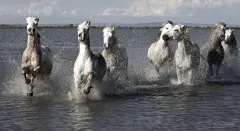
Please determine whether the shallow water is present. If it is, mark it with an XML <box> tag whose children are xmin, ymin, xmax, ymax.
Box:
<box><xmin>0</xmin><ymin>28</ymin><xmax>240</xmax><ymax>130</ymax></box>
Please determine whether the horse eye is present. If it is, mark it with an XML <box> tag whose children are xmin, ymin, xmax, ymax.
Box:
<box><xmin>166</xmin><ymin>28</ymin><xmax>168</xmax><ymax>29</ymax></box>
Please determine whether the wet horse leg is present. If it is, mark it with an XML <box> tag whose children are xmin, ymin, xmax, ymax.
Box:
<box><xmin>84</xmin><ymin>73</ymin><xmax>93</xmax><ymax>95</ymax></box>
<box><xmin>23</xmin><ymin>72</ymin><xmax>31</xmax><ymax>84</ymax></box>
<box><xmin>208</xmin><ymin>64</ymin><xmax>213</xmax><ymax>76</ymax></box>
<box><xmin>27</xmin><ymin>74</ymin><xmax>36</xmax><ymax>96</ymax></box>
<box><xmin>216</xmin><ymin>63</ymin><xmax>221</xmax><ymax>75</ymax></box>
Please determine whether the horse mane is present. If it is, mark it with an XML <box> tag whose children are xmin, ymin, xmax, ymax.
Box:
<box><xmin>37</xmin><ymin>25</ymin><xmax>41</xmax><ymax>45</ymax></box>
<box><xmin>206</xmin><ymin>23</ymin><xmax>226</xmax><ymax>46</ymax></box>
<box><xmin>182</xmin><ymin>27</ymin><xmax>191</xmax><ymax>45</ymax></box>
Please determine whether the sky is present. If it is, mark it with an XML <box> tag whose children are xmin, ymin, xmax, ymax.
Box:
<box><xmin>0</xmin><ymin>0</ymin><xmax>239</xmax><ymax>25</ymax></box>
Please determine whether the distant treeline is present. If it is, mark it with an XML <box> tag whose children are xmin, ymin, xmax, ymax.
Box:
<box><xmin>1</xmin><ymin>24</ymin><xmax>240</xmax><ymax>29</ymax></box>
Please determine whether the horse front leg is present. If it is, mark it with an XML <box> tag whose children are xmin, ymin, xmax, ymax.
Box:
<box><xmin>84</xmin><ymin>73</ymin><xmax>94</xmax><ymax>95</ymax></box>
<box><xmin>23</xmin><ymin>72</ymin><xmax>31</xmax><ymax>84</ymax></box>
<box><xmin>216</xmin><ymin>63</ymin><xmax>221</xmax><ymax>76</ymax></box>
<box><xmin>73</xmin><ymin>74</ymin><xmax>84</xmax><ymax>98</ymax></box>
<box><xmin>27</xmin><ymin>74</ymin><xmax>36</xmax><ymax>96</ymax></box>
<box><xmin>21</xmin><ymin>67</ymin><xmax>31</xmax><ymax>84</ymax></box>
<box><xmin>208</xmin><ymin>64</ymin><xmax>213</xmax><ymax>76</ymax></box>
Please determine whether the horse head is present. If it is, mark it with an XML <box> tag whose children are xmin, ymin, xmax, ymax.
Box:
<box><xmin>103</xmin><ymin>26</ymin><xmax>116</xmax><ymax>48</ymax></box>
<box><xmin>26</xmin><ymin>17</ymin><xmax>39</xmax><ymax>35</ymax></box>
<box><xmin>212</xmin><ymin>22</ymin><xmax>226</xmax><ymax>41</ymax></box>
<box><xmin>77</xmin><ymin>21</ymin><xmax>90</xmax><ymax>42</ymax></box>
<box><xmin>225</xmin><ymin>29</ymin><xmax>234</xmax><ymax>43</ymax></box>
<box><xmin>157</xmin><ymin>20</ymin><xmax>174</xmax><ymax>40</ymax></box>
<box><xmin>162</xmin><ymin>24</ymin><xmax>189</xmax><ymax>41</ymax></box>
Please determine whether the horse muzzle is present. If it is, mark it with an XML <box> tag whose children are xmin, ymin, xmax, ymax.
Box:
<box><xmin>162</xmin><ymin>34</ymin><xmax>170</xmax><ymax>41</ymax></box>
<box><xmin>27</xmin><ymin>28</ymin><xmax>35</xmax><ymax>35</ymax></box>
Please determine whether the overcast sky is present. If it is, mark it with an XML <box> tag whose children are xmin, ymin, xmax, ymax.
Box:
<box><xmin>0</xmin><ymin>0</ymin><xmax>239</xmax><ymax>25</ymax></box>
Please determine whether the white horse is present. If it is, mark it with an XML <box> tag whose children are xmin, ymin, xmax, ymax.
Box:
<box><xmin>73</xmin><ymin>21</ymin><xmax>107</xmax><ymax>97</ymax></box>
<box><xmin>21</xmin><ymin>17</ymin><xmax>53</xmax><ymax>96</ymax></box>
<box><xmin>222</xmin><ymin>29</ymin><xmax>238</xmax><ymax>65</ymax></box>
<box><xmin>101</xmin><ymin>26</ymin><xmax>128</xmax><ymax>78</ymax></box>
<box><xmin>147</xmin><ymin>21</ymin><xmax>174</xmax><ymax>75</ymax></box>
<box><xmin>162</xmin><ymin>24</ymin><xmax>200</xmax><ymax>85</ymax></box>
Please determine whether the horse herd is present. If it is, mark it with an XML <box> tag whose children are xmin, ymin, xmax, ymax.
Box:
<box><xmin>20</xmin><ymin>17</ymin><xmax>238</xmax><ymax>97</ymax></box>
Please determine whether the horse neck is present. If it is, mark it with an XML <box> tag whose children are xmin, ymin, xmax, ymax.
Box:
<box><xmin>79</xmin><ymin>38</ymin><xmax>91</xmax><ymax>57</ymax></box>
<box><xmin>156</xmin><ymin>37</ymin><xmax>168</xmax><ymax>47</ymax></box>
<box><xmin>209</xmin><ymin>36</ymin><xmax>222</xmax><ymax>49</ymax></box>
<box><xmin>177</xmin><ymin>38</ymin><xmax>191</xmax><ymax>52</ymax></box>
<box><xmin>107</xmin><ymin>37</ymin><xmax>119</xmax><ymax>52</ymax></box>
<box><xmin>27</xmin><ymin>33</ymin><xmax>40</xmax><ymax>51</ymax></box>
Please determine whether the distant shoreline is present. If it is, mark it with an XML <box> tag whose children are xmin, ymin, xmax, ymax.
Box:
<box><xmin>0</xmin><ymin>24</ymin><xmax>240</xmax><ymax>29</ymax></box>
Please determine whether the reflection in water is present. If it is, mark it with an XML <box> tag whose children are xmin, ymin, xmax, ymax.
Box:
<box><xmin>69</xmin><ymin>102</ymin><xmax>92</xmax><ymax>130</ymax></box>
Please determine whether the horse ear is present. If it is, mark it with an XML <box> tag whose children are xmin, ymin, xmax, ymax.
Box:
<box><xmin>180</xmin><ymin>24</ymin><xmax>185</xmax><ymax>29</ymax></box>
<box><xmin>35</xmin><ymin>17</ymin><xmax>39</xmax><ymax>22</ymax></box>
<box><xmin>112</xmin><ymin>26</ymin><xmax>115</xmax><ymax>31</ymax></box>
<box><xmin>162</xmin><ymin>22</ymin><xmax>166</xmax><ymax>26</ymax></box>
<box><xmin>86</xmin><ymin>21</ymin><xmax>91</xmax><ymax>27</ymax></box>
<box><xmin>34</xmin><ymin>17</ymin><xmax>39</xmax><ymax>25</ymax></box>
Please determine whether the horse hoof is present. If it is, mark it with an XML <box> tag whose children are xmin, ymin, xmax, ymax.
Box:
<box><xmin>27</xmin><ymin>92</ymin><xmax>33</xmax><ymax>96</ymax></box>
<box><xmin>83</xmin><ymin>86</ymin><xmax>92</xmax><ymax>95</ymax></box>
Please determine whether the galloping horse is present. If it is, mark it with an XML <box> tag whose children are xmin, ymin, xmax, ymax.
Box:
<box><xmin>102</xmin><ymin>26</ymin><xmax>128</xmax><ymax>78</ymax></box>
<box><xmin>73</xmin><ymin>21</ymin><xmax>106</xmax><ymax>97</ymax></box>
<box><xmin>147</xmin><ymin>21</ymin><xmax>174</xmax><ymax>75</ymax></box>
<box><xmin>200</xmin><ymin>22</ymin><xmax>226</xmax><ymax>76</ymax></box>
<box><xmin>222</xmin><ymin>29</ymin><xmax>238</xmax><ymax>65</ymax></box>
<box><xmin>21</xmin><ymin>17</ymin><xmax>53</xmax><ymax>96</ymax></box>
<box><xmin>162</xmin><ymin>24</ymin><xmax>200</xmax><ymax>85</ymax></box>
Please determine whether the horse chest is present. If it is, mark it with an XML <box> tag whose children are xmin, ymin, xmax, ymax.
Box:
<box><xmin>103</xmin><ymin>50</ymin><xmax>117</xmax><ymax>67</ymax></box>
<box><xmin>153</xmin><ymin>45</ymin><xmax>170</xmax><ymax>62</ymax></box>
<box><xmin>175</xmin><ymin>48</ymin><xmax>191</xmax><ymax>68</ymax></box>
<box><xmin>24</xmin><ymin>49</ymin><xmax>41</xmax><ymax>66</ymax></box>
<box><xmin>75</xmin><ymin>55</ymin><xmax>95</xmax><ymax>75</ymax></box>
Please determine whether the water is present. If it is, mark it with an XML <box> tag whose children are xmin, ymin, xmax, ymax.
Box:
<box><xmin>0</xmin><ymin>28</ymin><xmax>240</xmax><ymax>130</ymax></box>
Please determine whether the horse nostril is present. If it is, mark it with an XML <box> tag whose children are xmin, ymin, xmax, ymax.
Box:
<box><xmin>162</xmin><ymin>34</ymin><xmax>167</xmax><ymax>39</ymax></box>
<box><xmin>33</xmin><ymin>29</ymin><xmax>35</xmax><ymax>32</ymax></box>
<box><xmin>28</xmin><ymin>28</ymin><xmax>32</xmax><ymax>32</ymax></box>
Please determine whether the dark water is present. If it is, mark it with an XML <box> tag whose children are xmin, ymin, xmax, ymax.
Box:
<box><xmin>0</xmin><ymin>28</ymin><xmax>240</xmax><ymax>130</ymax></box>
